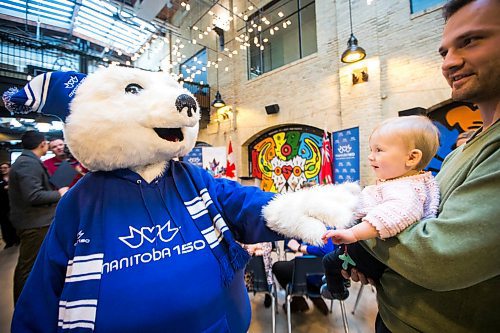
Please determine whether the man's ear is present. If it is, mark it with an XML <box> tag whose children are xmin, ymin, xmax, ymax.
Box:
<box><xmin>39</xmin><ymin>140</ymin><xmax>48</xmax><ymax>150</ymax></box>
<box><xmin>406</xmin><ymin>149</ymin><xmax>423</xmax><ymax>168</ymax></box>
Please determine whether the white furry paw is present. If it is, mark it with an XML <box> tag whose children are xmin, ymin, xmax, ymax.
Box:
<box><xmin>262</xmin><ymin>183</ymin><xmax>361</xmax><ymax>245</ymax></box>
<box><xmin>305</xmin><ymin>183</ymin><xmax>360</xmax><ymax>228</ymax></box>
<box><xmin>263</xmin><ymin>199</ymin><xmax>326</xmax><ymax>246</ymax></box>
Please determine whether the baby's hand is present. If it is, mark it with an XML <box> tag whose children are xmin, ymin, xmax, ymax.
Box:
<box><xmin>321</xmin><ymin>230</ymin><xmax>336</xmax><ymax>243</ymax></box>
<box><xmin>322</xmin><ymin>229</ymin><xmax>357</xmax><ymax>245</ymax></box>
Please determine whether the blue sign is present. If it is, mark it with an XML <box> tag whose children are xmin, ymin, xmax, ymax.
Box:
<box><xmin>183</xmin><ymin>147</ymin><xmax>203</xmax><ymax>167</ymax></box>
<box><xmin>333</xmin><ymin>127</ymin><xmax>360</xmax><ymax>184</ymax></box>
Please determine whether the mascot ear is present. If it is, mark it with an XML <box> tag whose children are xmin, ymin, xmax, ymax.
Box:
<box><xmin>2</xmin><ymin>71</ymin><xmax>87</xmax><ymax>122</ymax></box>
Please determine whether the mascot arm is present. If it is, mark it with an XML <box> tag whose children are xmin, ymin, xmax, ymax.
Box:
<box><xmin>263</xmin><ymin>183</ymin><xmax>361</xmax><ymax>246</ymax></box>
<box><xmin>11</xmin><ymin>213</ymin><xmax>70</xmax><ymax>332</ymax></box>
<box><xmin>203</xmin><ymin>174</ymin><xmax>282</xmax><ymax>244</ymax></box>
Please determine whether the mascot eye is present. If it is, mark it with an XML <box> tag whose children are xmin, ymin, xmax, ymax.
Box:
<box><xmin>274</xmin><ymin>167</ymin><xmax>282</xmax><ymax>176</ymax></box>
<box><xmin>293</xmin><ymin>166</ymin><xmax>302</xmax><ymax>176</ymax></box>
<box><xmin>125</xmin><ymin>83</ymin><xmax>143</xmax><ymax>94</ymax></box>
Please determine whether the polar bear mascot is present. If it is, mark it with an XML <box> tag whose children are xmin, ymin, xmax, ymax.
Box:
<box><xmin>4</xmin><ymin>66</ymin><xmax>359</xmax><ymax>333</ymax></box>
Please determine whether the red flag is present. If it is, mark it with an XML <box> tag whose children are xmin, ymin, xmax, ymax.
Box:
<box><xmin>225</xmin><ymin>139</ymin><xmax>237</xmax><ymax>180</ymax></box>
<box><xmin>319</xmin><ymin>130</ymin><xmax>334</xmax><ymax>185</ymax></box>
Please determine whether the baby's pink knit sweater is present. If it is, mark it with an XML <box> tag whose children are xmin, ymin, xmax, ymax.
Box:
<box><xmin>354</xmin><ymin>171</ymin><xmax>440</xmax><ymax>239</ymax></box>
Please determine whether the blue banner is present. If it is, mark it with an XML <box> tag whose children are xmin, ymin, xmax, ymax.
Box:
<box><xmin>333</xmin><ymin>127</ymin><xmax>360</xmax><ymax>183</ymax></box>
<box><xmin>183</xmin><ymin>147</ymin><xmax>203</xmax><ymax>167</ymax></box>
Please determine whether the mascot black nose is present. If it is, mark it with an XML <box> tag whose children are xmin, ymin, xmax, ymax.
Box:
<box><xmin>175</xmin><ymin>94</ymin><xmax>197</xmax><ymax>117</ymax></box>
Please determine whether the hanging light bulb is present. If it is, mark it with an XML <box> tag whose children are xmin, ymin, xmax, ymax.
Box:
<box><xmin>212</xmin><ymin>40</ymin><xmax>226</xmax><ymax>109</ymax></box>
<box><xmin>212</xmin><ymin>91</ymin><xmax>226</xmax><ymax>108</ymax></box>
<box><xmin>341</xmin><ymin>0</ymin><xmax>367</xmax><ymax>63</ymax></box>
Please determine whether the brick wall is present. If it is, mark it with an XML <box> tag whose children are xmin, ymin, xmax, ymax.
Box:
<box><xmin>193</xmin><ymin>0</ymin><xmax>451</xmax><ymax>183</ymax></box>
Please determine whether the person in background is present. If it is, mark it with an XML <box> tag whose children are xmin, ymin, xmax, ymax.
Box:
<box><xmin>0</xmin><ymin>162</ymin><xmax>19</xmax><ymax>249</ymax></box>
<box><xmin>343</xmin><ymin>1</ymin><xmax>500</xmax><ymax>331</ymax></box>
<box><xmin>9</xmin><ymin>131</ymin><xmax>68</xmax><ymax>303</ymax></box>
<box><xmin>243</xmin><ymin>242</ymin><xmax>274</xmax><ymax>308</ymax></box>
<box><xmin>321</xmin><ymin>116</ymin><xmax>440</xmax><ymax>301</ymax></box>
<box><xmin>43</xmin><ymin>138</ymin><xmax>86</xmax><ymax>188</ymax></box>
<box><xmin>272</xmin><ymin>238</ymin><xmax>335</xmax><ymax>315</ymax></box>
<box><xmin>455</xmin><ymin>129</ymin><xmax>475</xmax><ymax>148</ymax></box>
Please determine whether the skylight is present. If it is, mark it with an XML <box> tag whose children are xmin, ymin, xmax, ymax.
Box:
<box><xmin>0</xmin><ymin>0</ymin><xmax>75</xmax><ymax>29</ymax></box>
<box><xmin>74</xmin><ymin>0</ymin><xmax>156</xmax><ymax>54</ymax></box>
<box><xmin>0</xmin><ymin>0</ymin><xmax>158</xmax><ymax>55</ymax></box>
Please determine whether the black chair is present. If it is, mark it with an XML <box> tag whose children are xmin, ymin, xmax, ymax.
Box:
<box><xmin>245</xmin><ymin>255</ymin><xmax>277</xmax><ymax>333</ymax></box>
<box><xmin>285</xmin><ymin>256</ymin><xmax>349</xmax><ymax>333</ymax></box>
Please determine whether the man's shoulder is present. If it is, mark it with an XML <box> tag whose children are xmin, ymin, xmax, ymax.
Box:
<box><xmin>11</xmin><ymin>154</ymin><xmax>43</xmax><ymax>174</ymax></box>
<box><xmin>12</xmin><ymin>154</ymin><xmax>36</xmax><ymax>166</ymax></box>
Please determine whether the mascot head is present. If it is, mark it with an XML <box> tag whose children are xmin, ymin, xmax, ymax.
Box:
<box><xmin>3</xmin><ymin>66</ymin><xmax>200</xmax><ymax>173</ymax></box>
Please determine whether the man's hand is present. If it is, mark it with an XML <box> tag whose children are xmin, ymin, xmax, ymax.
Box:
<box><xmin>341</xmin><ymin>268</ymin><xmax>375</xmax><ymax>285</ymax></box>
<box><xmin>58</xmin><ymin>187</ymin><xmax>69</xmax><ymax>197</ymax></box>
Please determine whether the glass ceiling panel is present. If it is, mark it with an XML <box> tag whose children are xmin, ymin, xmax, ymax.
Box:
<box><xmin>74</xmin><ymin>0</ymin><xmax>156</xmax><ymax>54</ymax></box>
<box><xmin>0</xmin><ymin>0</ymin><xmax>75</xmax><ymax>29</ymax></box>
<box><xmin>0</xmin><ymin>0</ymin><xmax>158</xmax><ymax>55</ymax></box>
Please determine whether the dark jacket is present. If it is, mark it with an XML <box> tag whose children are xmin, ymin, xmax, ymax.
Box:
<box><xmin>9</xmin><ymin>150</ymin><xmax>61</xmax><ymax>230</ymax></box>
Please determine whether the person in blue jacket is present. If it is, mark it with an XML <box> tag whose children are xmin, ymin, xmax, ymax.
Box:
<box><xmin>272</xmin><ymin>238</ymin><xmax>335</xmax><ymax>315</ymax></box>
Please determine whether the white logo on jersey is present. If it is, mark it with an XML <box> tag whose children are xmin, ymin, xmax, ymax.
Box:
<box><xmin>118</xmin><ymin>221</ymin><xmax>180</xmax><ymax>248</ymax></box>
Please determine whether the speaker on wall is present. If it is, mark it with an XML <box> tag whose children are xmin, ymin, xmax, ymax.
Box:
<box><xmin>265</xmin><ymin>104</ymin><xmax>280</xmax><ymax>115</ymax></box>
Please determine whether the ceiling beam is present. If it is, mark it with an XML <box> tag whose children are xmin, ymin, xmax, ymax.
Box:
<box><xmin>67</xmin><ymin>0</ymin><xmax>83</xmax><ymax>37</ymax></box>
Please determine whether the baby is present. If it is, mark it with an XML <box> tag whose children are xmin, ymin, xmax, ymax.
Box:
<box><xmin>321</xmin><ymin>115</ymin><xmax>440</xmax><ymax>300</ymax></box>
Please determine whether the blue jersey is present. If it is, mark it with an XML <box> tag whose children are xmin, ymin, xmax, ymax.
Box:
<box><xmin>12</xmin><ymin>161</ymin><xmax>280</xmax><ymax>333</ymax></box>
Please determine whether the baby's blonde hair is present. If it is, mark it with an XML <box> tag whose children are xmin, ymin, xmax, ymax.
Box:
<box><xmin>371</xmin><ymin>116</ymin><xmax>440</xmax><ymax>170</ymax></box>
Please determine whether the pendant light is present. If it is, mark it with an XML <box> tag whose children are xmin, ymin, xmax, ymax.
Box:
<box><xmin>212</xmin><ymin>89</ymin><xmax>226</xmax><ymax>108</ymax></box>
<box><xmin>341</xmin><ymin>0</ymin><xmax>366</xmax><ymax>63</ymax></box>
<box><xmin>212</xmin><ymin>38</ymin><xmax>226</xmax><ymax>108</ymax></box>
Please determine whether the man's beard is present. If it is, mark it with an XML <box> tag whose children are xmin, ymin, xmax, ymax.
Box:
<box><xmin>451</xmin><ymin>78</ymin><xmax>489</xmax><ymax>103</ymax></box>
<box><xmin>452</xmin><ymin>66</ymin><xmax>500</xmax><ymax>104</ymax></box>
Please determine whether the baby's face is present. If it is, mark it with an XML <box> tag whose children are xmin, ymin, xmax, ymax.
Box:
<box><xmin>367</xmin><ymin>132</ymin><xmax>412</xmax><ymax>180</ymax></box>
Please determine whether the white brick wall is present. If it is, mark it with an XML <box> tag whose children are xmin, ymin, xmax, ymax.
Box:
<box><xmin>188</xmin><ymin>0</ymin><xmax>451</xmax><ymax>183</ymax></box>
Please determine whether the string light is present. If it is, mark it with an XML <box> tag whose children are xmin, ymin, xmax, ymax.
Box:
<box><xmin>131</xmin><ymin>2</ymin><xmax>301</xmax><ymax>87</ymax></box>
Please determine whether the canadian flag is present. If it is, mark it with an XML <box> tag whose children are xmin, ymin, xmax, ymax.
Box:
<box><xmin>319</xmin><ymin>130</ymin><xmax>334</xmax><ymax>185</ymax></box>
<box><xmin>225</xmin><ymin>139</ymin><xmax>237</xmax><ymax>180</ymax></box>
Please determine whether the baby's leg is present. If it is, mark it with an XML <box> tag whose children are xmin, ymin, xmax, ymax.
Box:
<box><xmin>346</xmin><ymin>242</ymin><xmax>386</xmax><ymax>282</ymax></box>
<box><xmin>322</xmin><ymin>247</ymin><xmax>350</xmax><ymax>300</ymax></box>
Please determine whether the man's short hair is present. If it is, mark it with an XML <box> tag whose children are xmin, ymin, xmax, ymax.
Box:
<box><xmin>443</xmin><ymin>0</ymin><xmax>476</xmax><ymax>21</ymax></box>
<box><xmin>21</xmin><ymin>131</ymin><xmax>46</xmax><ymax>150</ymax></box>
